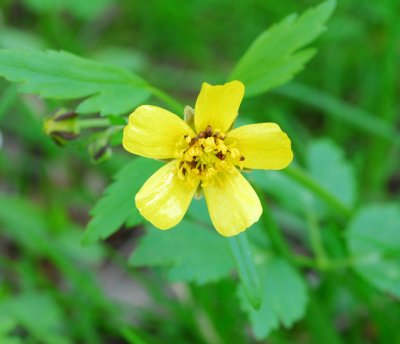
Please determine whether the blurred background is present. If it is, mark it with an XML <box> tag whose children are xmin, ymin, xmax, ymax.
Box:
<box><xmin>0</xmin><ymin>0</ymin><xmax>399</xmax><ymax>343</ymax></box>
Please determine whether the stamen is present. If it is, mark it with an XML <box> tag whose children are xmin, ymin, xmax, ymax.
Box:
<box><xmin>216</xmin><ymin>152</ymin><xmax>226</xmax><ymax>160</ymax></box>
<box><xmin>204</xmin><ymin>125</ymin><xmax>213</xmax><ymax>138</ymax></box>
<box><xmin>189</xmin><ymin>137</ymin><xmax>198</xmax><ymax>146</ymax></box>
<box><xmin>176</xmin><ymin>125</ymin><xmax>244</xmax><ymax>186</ymax></box>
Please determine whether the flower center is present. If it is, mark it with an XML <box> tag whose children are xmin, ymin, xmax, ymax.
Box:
<box><xmin>176</xmin><ymin>125</ymin><xmax>244</xmax><ymax>186</ymax></box>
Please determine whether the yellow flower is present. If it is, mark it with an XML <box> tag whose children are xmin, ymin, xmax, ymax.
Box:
<box><xmin>122</xmin><ymin>81</ymin><xmax>293</xmax><ymax>237</ymax></box>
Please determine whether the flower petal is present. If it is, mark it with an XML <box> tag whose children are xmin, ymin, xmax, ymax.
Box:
<box><xmin>194</xmin><ymin>80</ymin><xmax>245</xmax><ymax>133</ymax></box>
<box><xmin>226</xmin><ymin>123</ymin><xmax>293</xmax><ymax>170</ymax></box>
<box><xmin>123</xmin><ymin>105</ymin><xmax>195</xmax><ymax>160</ymax></box>
<box><xmin>203</xmin><ymin>169</ymin><xmax>262</xmax><ymax>236</ymax></box>
<box><xmin>135</xmin><ymin>161</ymin><xmax>199</xmax><ymax>230</ymax></box>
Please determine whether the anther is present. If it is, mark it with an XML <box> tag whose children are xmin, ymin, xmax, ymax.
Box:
<box><xmin>240</xmin><ymin>156</ymin><xmax>245</xmax><ymax>161</ymax></box>
<box><xmin>189</xmin><ymin>137</ymin><xmax>198</xmax><ymax>146</ymax></box>
<box><xmin>205</xmin><ymin>125</ymin><xmax>213</xmax><ymax>138</ymax></box>
<box><xmin>216</xmin><ymin>152</ymin><xmax>226</xmax><ymax>160</ymax></box>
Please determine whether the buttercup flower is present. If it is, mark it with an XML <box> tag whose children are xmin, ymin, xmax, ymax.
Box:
<box><xmin>123</xmin><ymin>81</ymin><xmax>293</xmax><ymax>236</ymax></box>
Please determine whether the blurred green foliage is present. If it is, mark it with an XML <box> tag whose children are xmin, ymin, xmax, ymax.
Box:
<box><xmin>0</xmin><ymin>0</ymin><xmax>399</xmax><ymax>343</ymax></box>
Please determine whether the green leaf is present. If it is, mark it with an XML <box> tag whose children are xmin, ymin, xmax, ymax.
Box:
<box><xmin>229</xmin><ymin>0</ymin><xmax>336</xmax><ymax>96</ymax></box>
<box><xmin>228</xmin><ymin>234</ymin><xmax>262</xmax><ymax>310</ymax></box>
<box><xmin>92</xmin><ymin>47</ymin><xmax>146</xmax><ymax>72</ymax></box>
<box><xmin>130</xmin><ymin>219</ymin><xmax>235</xmax><ymax>285</ymax></box>
<box><xmin>347</xmin><ymin>204</ymin><xmax>400</xmax><ymax>297</ymax></box>
<box><xmin>0</xmin><ymin>49</ymin><xmax>151</xmax><ymax>116</ymax></box>
<box><xmin>307</xmin><ymin>139</ymin><xmax>356</xmax><ymax>208</ymax></box>
<box><xmin>83</xmin><ymin>158</ymin><xmax>162</xmax><ymax>244</ymax></box>
<box><xmin>239</xmin><ymin>259</ymin><xmax>308</xmax><ymax>340</ymax></box>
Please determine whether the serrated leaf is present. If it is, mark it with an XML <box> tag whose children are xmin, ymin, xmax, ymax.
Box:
<box><xmin>229</xmin><ymin>0</ymin><xmax>336</xmax><ymax>96</ymax></box>
<box><xmin>83</xmin><ymin>158</ymin><xmax>162</xmax><ymax>244</ymax></box>
<box><xmin>347</xmin><ymin>204</ymin><xmax>400</xmax><ymax>297</ymax></box>
<box><xmin>130</xmin><ymin>220</ymin><xmax>235</xmax><ymax>285</ymax></box>
<box><xmin>239</xmin><ymin>259</ymin><xmax>308</xmax><ymax>339</ymax></box>
<box><xmin>0</xmin><ymin>49</ymin><xmax>151</xmax><ymax>116</ymax></box>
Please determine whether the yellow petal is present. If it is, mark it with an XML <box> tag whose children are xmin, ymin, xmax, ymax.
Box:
<box><xmin>203</xmin><ymin>169</ymin><xmax>262</xmax><ymax>236</ymax></box>
<box><xmin>226</xmin><ymin>123</ymin><xmax>293</xmax><ymax>170</ymax></box>
<box><xmin>135</xmin><ymin>161</ymin><xmax>199</xmax><ymax>230</ymax></box>
<box><xmin>194</xmin><ymin>80</ymin><xmax>245</xmax><ymax>133</ymax></box>
<box><xmin>123</xmin><ymin>105</ymin><xmax>195</xmax><ymax>160</ymax></box>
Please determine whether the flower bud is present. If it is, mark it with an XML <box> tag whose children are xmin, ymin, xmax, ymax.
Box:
<box><xmin>88</xmin><ymin>135</ymin><xmax>112</xmax><ymax>164</ymax></box>
<box><xmin>43</xmin><ymin>109</ymin><xmax>80</xmax><ymax>146</ymax></box>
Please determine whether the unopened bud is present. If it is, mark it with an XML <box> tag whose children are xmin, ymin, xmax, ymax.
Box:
<box><xmin>88</xmin><ymin>135</ymin><xmax>112</xmax><ymax>164</ymax></box>
<box><xmin>43</xmin><ymin>109</ymin><xmax>80</xmax><ymax>146</ymax></box>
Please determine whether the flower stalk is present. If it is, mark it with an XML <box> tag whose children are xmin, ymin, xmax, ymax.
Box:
<box><xmin>78</xmin><ymin>118</ymin><xmax>114</xmax><ymax>129</ymax></box>
<box><xmin>304</xmin><ymin>207</ymin><xmax>329</xmax><ymax>269</ymax></box>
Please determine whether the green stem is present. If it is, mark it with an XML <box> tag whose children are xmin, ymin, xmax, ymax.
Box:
<box><xmin>283</xmin><ymin>166</ymin><xmax>352</xmax><ymax>218</ymax></box>
<box><xmin>304</xmin><ymin>207</ymin><xmax>329</xmax><ymax>269</ymax></box>
<box><xmin>227</xmin><ymin>233</ymin><xmax>262</xmax><ymax>310</ymax></box>
<box><xmin>78</xmin><ymin>118</ymin><xmax>113</xmax><ymax>129</ymax></box>
<box><xmin>293</xmin><ymin>255</ymin><xmax>318</xmax><ymax>268</ymax></box>
<box><xmin>148</xmin><ymin>86</ymin><xmax>185</xmax><ymax>115</ymax></box>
